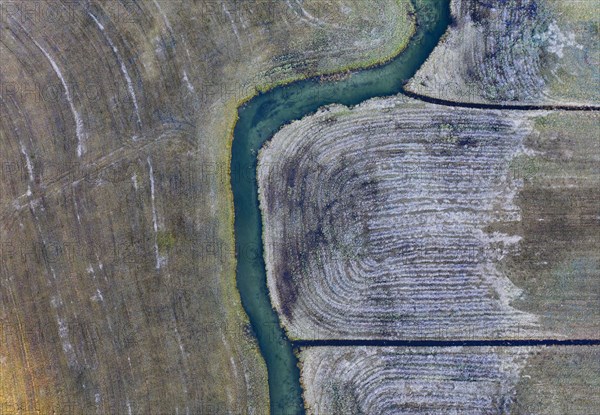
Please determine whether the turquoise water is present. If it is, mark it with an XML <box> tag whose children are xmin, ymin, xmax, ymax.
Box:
<box><xmin>231</xmin><ymin>1</ymin><xmax>450</xmax><ymax>414</ymax></box>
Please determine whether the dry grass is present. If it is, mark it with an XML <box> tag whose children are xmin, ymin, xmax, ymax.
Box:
<box><xmin>0</xmin><ymin>0</ymin><xmax>414</xmax><ymax>413</ymax></box>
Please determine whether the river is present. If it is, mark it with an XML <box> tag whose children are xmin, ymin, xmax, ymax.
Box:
<box><xmin>231</xmin><ymin>1</ymin><xmax>450</xmax><ymax>413</ymax></box>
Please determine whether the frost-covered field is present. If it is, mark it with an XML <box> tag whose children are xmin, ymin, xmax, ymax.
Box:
<box><xmin>260</xmin><ymin>96</ymin><xmax>599</xmax><ymax>341</ymax></box>
<box><xmin>259</xmin><ymin>93</ymin><xmax>599</xmax><ymax>414</ymax></box>
<box><xmin>299</xmin><ymin>346</ymin><xmax>600</xmax><ymax>415</ymax></box>
<box><xmin>407</xmin><ymin>0</ymin><xmax>599</xmax><ymax>105</ymax></box>
<box><xmin>257</xmin><ymin>2</ymin><xmax>600</xmax><ymax>413</ymax></box>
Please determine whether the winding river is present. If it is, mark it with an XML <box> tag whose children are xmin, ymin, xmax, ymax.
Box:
<box><xmin>231</xmin><ymin>1</ymin><xmax>450</xmax><ymax>413</ymax></box>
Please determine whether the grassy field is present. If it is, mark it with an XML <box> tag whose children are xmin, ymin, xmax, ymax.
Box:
<box><xmin>497</xmin><ymin>111</ymin><xmax>600</xmax><ymax>339</ymax></box>
<box><xmin>0</xmin><ymin>1</ymin><xmax>414</xmax><ymax>413</ymax></box>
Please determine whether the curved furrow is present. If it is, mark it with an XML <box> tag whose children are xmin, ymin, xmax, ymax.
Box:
<box><xmin>259</xmin><ymin>97</ymin><xmax>543</xmax><ymax>340</ymax></box>
<box><xmin>407</xmin><ymin>0</ymin><xmax>599</xmax><ymax>105</ymax></box>
<box><xmin>299</xmin><ymin>346</ymin><xmax>534</xmax><ymax>415</ymax></box>
<box><xmin>299</xmin><ymin>346</ymin><xmax>600</xmax><ymax>414</ymax></box>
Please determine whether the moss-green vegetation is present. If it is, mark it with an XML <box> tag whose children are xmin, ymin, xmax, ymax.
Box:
<box><xmin>156</xmin><ymin>230</ymin><xmax>176</xmax><ymax>253</ymax></box>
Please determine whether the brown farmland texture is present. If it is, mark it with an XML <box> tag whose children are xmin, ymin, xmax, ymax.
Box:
<box><xmin>0</xmin><ymin>0</ymin><xmax>415</xmax><ymax>413</ymax></box>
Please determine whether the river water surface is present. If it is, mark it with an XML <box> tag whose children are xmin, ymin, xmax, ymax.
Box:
<box><xmin>231</xmin><ymin>1</ymin><xmax>450</xmax><ymax>413</ymax></box>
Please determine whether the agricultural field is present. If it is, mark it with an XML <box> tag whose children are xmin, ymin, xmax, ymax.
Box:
<box><xmin>299</xmin><ymin>346</ymin><xmax>600</xmax><ymax>414</ymax></box>
<box><xmin>406</xmin><ymin>0</ymin><xmax>600</xmax><ymax>105</ymax></box>
<box><xmin>254</xmin><ymin>1</ymin><xmax>599</xmax><ymax>413</ymax></box>
<box><xmin>0</xmin><ymin>0</ymin><xmax>414</xmax><ymax>413</ymax></box>
<box><xmin>3</xmin><ymin>0</ymin><xmax>598</xmax><ymax>413</ymax></box>
<box><xmin>258</xmin><ymin>97</ymin><xmax>599</xmax><ymax>341</ymax></box>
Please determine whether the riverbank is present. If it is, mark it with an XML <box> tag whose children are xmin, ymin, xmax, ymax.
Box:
<box><xmin>247</xmin><ymin>0</ymin><xmax>598</xmax><ymax>413</ymax></box>
<box><xmin>231</xmin><ymin>1</ymin><xmax>450</xmax><ymax>413</ymax></box>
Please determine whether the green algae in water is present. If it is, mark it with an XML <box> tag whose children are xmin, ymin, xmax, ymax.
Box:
<box><xmin>231</xmin><ymin>1</ymin><xmax>450</xmax><ymax>413</ymax></box>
